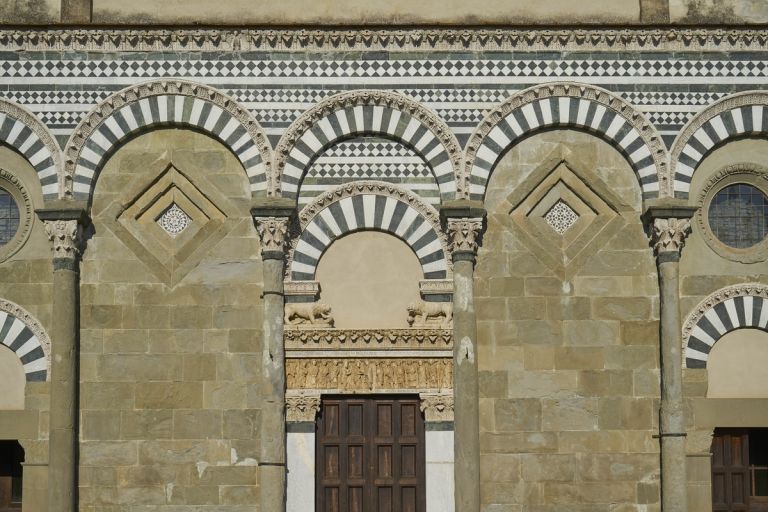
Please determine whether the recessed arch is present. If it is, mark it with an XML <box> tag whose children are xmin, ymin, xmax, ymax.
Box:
<box><xmin>683</xmin><ymin>283</ymin><xmax>768</xmax><ymax>369</ymax></box>
<box><xmin>63</xmin><ymin>80</ymin><xmax>272</xmax><ymax>203</ymax></box>
<box><xmin>671</xmin><ymin>91</ymin><xmax>768</xmax><ymax>199</ymax></box>
<box><xmin>274</xmin><ymin>90</ymin><xmax>462</xmax><ymax>203</ymax></box>
<box><xmin>463</xmin><ymin>82</ymin><xmax>668</xmax><ymax>201</ymax></box>
<box><xmin>0</xmin><ymin>298</ymin><xmax>50</xmax><ymax>381</ymax></box>
<box><xmin>0</xmin><ymin>98</ymin><xmax>61</xmax><ymax>200</ymax></box>
<box><xmin>288</xmin><ymin>182</ymin><xmax>450</xmax><ymax>281</ymax></box>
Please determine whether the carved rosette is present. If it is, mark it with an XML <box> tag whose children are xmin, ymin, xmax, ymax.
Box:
<box><xmin>285</xmin><ymin>392</ymin><xmax>321</xmax><ymax>422</ymax></box>
<box><xmin>44</xmin><ymin>219</ymin><xmax>84</xmax><ymax>259</ymax></box>
<box><xmin>446</xmin><ymin>218</ymin><xmax>484</xmax><ymax>254</ymax></box>
<box><xmin>651</xmin><ymin>218</ymin><xmax>692</xmax><ymax>256</ymax></box>
<box><xmin>254</xmin><ymin>216</ymin><xmax>290</xmax><ymax>257</ymax></box>
<box><xmin>419</xmin><ymin>392</ymin><xmax>455</xmax><ymax>422</ymax></box>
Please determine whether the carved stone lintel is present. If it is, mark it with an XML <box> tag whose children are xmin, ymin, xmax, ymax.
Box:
<box><xmin>43</xmin><ymin>220</ymin><xmax>84</xmax><ymax>260</ymax></box>
<box><xmin>419</xmin><ymin>392</ymin><xmax>455</xmax><ymax>422</ymax></box>
<box><xmin>254</xmin><ymin>216</ymin><xmax>290</xmax><ymax>257</ymax></box>
<box><xmin>284</xmin><ymin>328</ymin><xmax>453</xmax><ymax>350</ymax></box>
<box><xmin>446</xmin><ymin>218</ymin><xmax>484</xmax><ymax>254</ymax></box>
<box><xmin>286</xmin><ymin>392</ymin><xmax>322</xmax><ymax>422</ymax></box>
<box><xmin>651</xmin><ymin>218</ymin><xmax>692</xmax><ymax>256</ymax></box>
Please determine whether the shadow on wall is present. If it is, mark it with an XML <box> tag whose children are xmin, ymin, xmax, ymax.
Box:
<box><xmin>0</xmin><ymin>0</ymin><xmax>55</xmax><ymax>22</ymax></box>
<box><xmin>678</xmin><ymin>0</ymin><xmax>768</xmax><ymax>23</ymax></box>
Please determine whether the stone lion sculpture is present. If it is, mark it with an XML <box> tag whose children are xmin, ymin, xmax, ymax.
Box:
<box><xmin>284</xmin><ymin>302</ymin><xmax>335</xmax><ymax>326</ymax></box>
<box><xmin>406</xmin><ymin>300</ymin><xmax>453</xmax><ymax>328</ymax></box>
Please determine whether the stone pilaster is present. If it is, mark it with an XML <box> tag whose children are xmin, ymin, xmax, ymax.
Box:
<box><xmin>442</xmin><ymin>201</ymin><xmax>485</xmax><ymax>512</ymax></box>
<box><xmin>252</xmin><ymin>199</ymin><xmax>295</xmax><ymax>512</ymax></box>
<box><xmin>644</xmin><ymin>202</ymin><xmax>697</xmax><ymax>512</ymax></box>
<box><xmin>36</xmin><ymin>203</ymin><xmax>88</xmax><ymax>512</ymax></box>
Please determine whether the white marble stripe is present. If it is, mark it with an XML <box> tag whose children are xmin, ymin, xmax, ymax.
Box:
<box><xmin>362</xmin><ymin>194</ymin><xmax>376</xmax><ymax>228</ymax></box>
<box><xmin>318</xmin><ymin>207</ymin><xmax>343</xmax><ymax>238</ymax></box>
<box><xmin>28</xmin><ymin>147</ymin><xmax>50</xmax><ymax>167</ymax></box>
<box><xmin>353</xmin><ymin>106</ymin><xmax>364</xmax><ymax>133</ymax></box>
<box><xmin>6</xmin><ymin>119</ymin><xmax>24</xmax><ymax>146</ymax></box>
<box><xmin>173</xmin><ymin>96</ymin><xmax>185</xmax><ymax>123</ymax></box>
<box><xmin>401</xmin><ymin>118</ymin><xmax>421</xmax><ymax>144</ymax></box>
<box><xmin>540</xmin><ymin>98</ymin><xmax>554</xmax><ymax>125</ymax></box>
<box><xmin>317</xmin><ymin>116</ymin><xmax>336</xmax><ymax>143</ymax></box>
<box><xmin>724</xmin><ymin>298</ymin><xmax>740</xmax><ymax>328</ymax></box>
<box><xmin>618</xmin><ymin>128</ymin><xmax>641</xmax><ymax>155</ymax></box>
<box><xmin>681</xmin><ymin>143</ymin><xmax>702</xmax><ymax>162</ymax></box>
<box><xmin>759</xmin><ymin>300</ymin><xmax>768</xmax><ymax>329</ymax></box>
<box><xmin>120</xmin><ymin>105</ymin><xmax>139</xmax><ymax>132</ymax></box>
<box><xmin>744</xmin><ymin>296</ymin><xmax>754</xmax><ymax>326</ymax></box>
<box><xmin>440</xmin><ymin>180</ymin><xmax>457</xmax><ymax>194</ymax></box>
<box><xmin>372</xmin><ymin>106</ymin><xmax>384</xmax><ymax>132</ymax></box>
<box><xmin>704</xmin><ymin>308</ymin><xmax>727</xmax><ymax>335</ymax></box>
<box><xmin>636</xmin><ymin>164</ymin><xmax>656</xmax><ymax>179</ymax></box>
<box><xmin>381</xmin><ymin>197</ymin><xmax>397</xmax><ymax>230</ymax></box>
<box><xmin>23</xmin><ymin>358</ymin><xmax>47</xmax><ymax>373</ymax></box>
<box><xmin>685</xmin><ymin>347</ymin><xmax>709</xmax><ymax>362</ymax></box>
<box><xmin>590</xmin><ymin>104</ymin><xmax>607</xmax><ymax>131</ymax></box>
<box><xmin>42</xmin><ymin>183</ymin><xmax>59</xmax><ymax>196</ymax></box>
<box><xmin>386</xmin><ymin>110</ymin><xmax>401</xmax><ymax>136</ymax></box>
<box><xmin>80</xmin><ymin>146</ymin><xmax>102</xmax><ymax>167</ymax></box>
<box><xmin>306</xmin><ymin>218</ymin><xmax>333</xmax><ymax>245</ymax></box>
<box><xmin>189</xmin><ymin>99</ymin><xmax>205</xmax><ymax>126</ymax></box>
<box><xmin>230</xmin><ymin>132</ymin><xmax>252</xmax><ymax>155</ymax></box>
<box><xmin>709</xmin><ymin>115</ymin><xmax>729</xmax><ymax>141</ymax></box>
<box><xmin>157</xmin><ymin>95</ymin><xmax>170</xmax><ymax>123</ymax></box>
<box><xmin>1</xmin><ymin>319</ymin><xmax>25</xmax><ymax>348</ymax></box>
<box><xmin>422</xmin><ymin>259</ymin><xmax>448</xmax><ymax>273</ymax></box>
<box><xmin>238</xmin><ymin>144</ymin><xmax>261</xmax><ymax>163</ymax></box>
<box><xmin>300</xmin><ymin>130</ymin><xmax>324</xmax><ymax>153</ymax></box>
<box><xmin>413</xmin><ymin>130</ymin><xmax>436</xmax><ymax>154</ymax></box>
<box><xmin>88</xmin><ymin>129</ymin><xmax>112</xmax><ymax>154</ymax></box>
<box><xmin>103</xmin><ymin>116</ymin><xmax>126</xmax><ymax>143</ymax></box>
<box><xmin>415</xmin><ymin>238</ymin><xmax>443</xmax><ymax>260</ymax></box>
<box><xmin>37</xmin><ymin>165</ymin><xmax>56</xmax><ymax>179</ymax></box>
<box><xmin>470</xmin><ymin>164</ymin><xmax>489</xmax><ymax>180</ymax></box>
<box><xmin>246</xmin><ymin>164</ymin><xmax>265</xmax><ymax>180</ymax></box>
<box><xmin>753</xmin><ymin>106</ymin><xmax>764</xmax><ymax>132</ymax></box>
<box><xmin>16</xmin><ymin>130</ymin><xmax>37</xmax><ymax>154</ymax></box>
<box><xmin>290</xmin><ymin>260</ymin><xmax>316</xmax><ymax>274</ymax></box>
<box><xmin>423</xmin><ymin>143</ymin><xmax>444</xmax><ymax>162</ymax></box>
<box><xmin>15</xmin><ymin>337</ymin><xmax>40</xmax><ymax>359</ymax></box>
<box><xmin>692</xmin><ymin>127</ymin><xmax>715</xmax><ymax>151</ymax></box>
<box><xmin>629</xmin><ymin>144</ymin><xmax>651</xmax><ymax>165</ymax></box>
<box><xmin>432</xmin><ymin>161</ymin><xmax>453</xmax><ymax>179</ymax></box>
<box><xmin>282</xmin><ymin>162</ymin><xmax>303</xmax><ymax>183</ymax></box>
<box><xmin>203</xmin><ymin>105</ymin><xmax>225</xmax><ymax>132</ymax></box>
<box><xmin>691</xmin><ymin>325</ymin><xmax>716</xmax><ymax>347</ymax></box>
<box><xmin>138</xmin><ymin>98</ymin><xmax>153</xmax><ymax>126</ymax></box>
<box><xmin>335</xmin><ymin>109</ymin><xmax>351</xmax><ymax>136</ymax></box>
<box><xmin>219</xmin><ymin>117</ymin><xmax>240</xmax><ymax>142</ymax></box>
<box><xmin>486</xmin><ymin>124</ymin><xmax>511</xmax><ymax>151</ymax></box>
<box><xmin>503</xmin><ymin>114</ymin><xmax>526</xmax><ymax>138</ymax></box>
<box><xmin>406</xmin><ymin>221</ymin><xmax>433</xmax><ymax>247</ymax></box>
<box><xmin>576</xmin><ymin>99</ymin><xmax>590</xmax><ymax>126</ymax></box>
<box><xmin>605</xmin><ymin>116</ymin><xmax>625</xmax><ymax>140</ymax></box>
<box><xmin>72</xmin><ymin>181</ymin><xmax>91</xmax><ymax>194</ymax></box>
<box><xmin>339</xmin><ymin>197</ymin><xmax>357</xmax><ymax>231</ymax></box>
<box><xmin>558</xmin><ymin>97</ymin><xmax>571</xmax><ymax>125</ymax></box>
<box><xmin>74</xmin><ymin>164</ymin><xmax>95</xmax><ymax>179</ymax></box>
<box><xmin>643</xmin><ymin>181</ymin><xmax>660</xmax><ymax>193</ymax></box>
<box><xmin>731</xmin><ymin>107</ymin><xmax>745</xmax><ymax>134</ymax></box>
<box><xmin>673</xmin><ymin>179</ymin><xmax>691</xmax><ymax>194</ymax></box>
<box><xmin>287</xmin><ymin>147</ymin><xmax>311</xmax><ymax>167</ymax></box>
<box><xmin>393</xmin><ymin>206</ymin><xmax>419</xmax><ymax>238</ymax></box>
<box><xmin>295</xmin><ymin>239</ymin><xmax>323</xmax><ymax>260</ymax></box>
<box><xmin>520</xmin><ymin>103</ymin><xmax>539</xmax><ymax>130</ymax></box>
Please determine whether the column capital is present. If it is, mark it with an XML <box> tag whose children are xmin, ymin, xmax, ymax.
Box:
<box><xmin>441</xmin><ymin>200</ymin><xmax>487</xmax><ymax>258</ymax></box>
<box><xmin>36</xmin><ymin>202</ymin><xmax>89</xmax><ymax>262</ymax></box>
<box><xmin>251</xmin><ymin>198</ymin><xmax>296</xmax><ymax>260</ymax></box>
<box><xmin>642</xmin><ymin>200</ymin><xmax>698</xmax><ymax>259</ymax></box>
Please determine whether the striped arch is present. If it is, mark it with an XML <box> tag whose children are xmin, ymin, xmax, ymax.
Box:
<box><xmin>683</xmin><ymin>284</ymin><xmax>768</xmax><ymax>369</ymax></box>
<box><xmin>464</xmin><ymin>82</ymin><xmax>668</xmax><ymax>200</ymax></box>
<box><xmin>0</xmin><ymin>99</ymin><xmax>61</xmax><ymax>200</ymax></box>
<box><xmin>275</xmin><ymin>90</ymin><xmax>461</xmax><ymax>202</ymax></box>
<box><xmin>0</xmin><ymin>299</ymin><xmax>50</xmax><ymax>381</ymax></box>
<box><xmin>671</xmin><ymin>92</ymin><xmax>768</xmax><ymax>198</ymax></box>
<box><xmin>64</xmin><ymin>80</ymin><xmax>272</xmax><ymax>202</ymax></box>
<box><xmin>289</xmin><ymin>182</ymin><xmax>449</xmax><ymax>281</ymax></box>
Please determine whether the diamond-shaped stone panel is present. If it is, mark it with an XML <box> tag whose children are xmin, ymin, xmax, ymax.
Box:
<box><xmin>545</xmin><ymin>200</ymin><xmax>579</xmax><ymax>235</ymax></box>
<box><xmin>157</xmin><ymin>203</ymin><xmax>192</xmax><ymax>238</ymax></box>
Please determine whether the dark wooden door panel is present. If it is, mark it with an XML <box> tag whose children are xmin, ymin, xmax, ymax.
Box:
<box><xmin>712</xmin><ymin>429</ymin><xmax>750</xmax><ymax>512</ymax></box>
<box><xmin>317</xmin><ymin>396</ymin><xmax>425</xmax><ymax>512</ymax></box>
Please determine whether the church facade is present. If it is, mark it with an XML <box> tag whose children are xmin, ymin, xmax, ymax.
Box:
<box><xmin>0</xmin><ymin>1</ymin><xmax>767</xmax><ymax>511</ymax></box>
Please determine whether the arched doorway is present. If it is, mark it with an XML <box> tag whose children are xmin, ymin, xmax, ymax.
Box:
<box><xmin>0</xmin><ymin>441</ymin><xmax>23</xmax><ymax>511</ymax></box>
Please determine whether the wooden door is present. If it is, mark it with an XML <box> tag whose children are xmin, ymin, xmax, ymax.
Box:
<box><xmin>712</xmin><ymin>429</ymin><xmax>750</xmax><ymax>512</ymax></box>
<box><xmin>316</xmin><ymin>396</ymin><xmax>426</xmax><ymax>512</ymax></box>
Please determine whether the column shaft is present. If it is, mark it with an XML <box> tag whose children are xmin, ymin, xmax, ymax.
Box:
<box><xmin>48</xmin><ymin>262</ymin><xmax>79</xmax><ymax>512</ymax></box>
<box><xmin>453</xmin><ymin>256</ymin><xmax>480</xmax><ymax>512</ymax></box>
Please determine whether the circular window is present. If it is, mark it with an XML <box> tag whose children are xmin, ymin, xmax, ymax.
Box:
<box><xmin>0</xmin><ymin>188</ymin><xmax>21</xmax><ymax>246</ymax></box>
<box><xmin>697</xmin><ymin>164</ymin><xmax>768</xmax><ymax>263</ymax></box>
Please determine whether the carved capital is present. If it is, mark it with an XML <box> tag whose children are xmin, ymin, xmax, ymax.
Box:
<box><xmin>419</xmin><ymin>392</ymin><xmax>454</xmax><ymax>422</ymax></box>
<box><xmin>286</xmin><ymin>392</ymin><xmax>321</xmax><ymax>422</ymax></box>
<box><xmin>254</xmin><ymin>216</ymin><xmax>290</xmax><ymax>257</ymax></box>
<box><xmin>44</xmin><ymin>219</ymin><xmax>84</xmax><ymax>260</ymax></box>
<box><xmin>651</xmin><ymin>217</ymin><xmax>692</xmax><ymax>256</ymax></box>
<box><xmin>446</xmin><ymin>218</ymin><xmax>484</xmax><ymax>254</ymax></box>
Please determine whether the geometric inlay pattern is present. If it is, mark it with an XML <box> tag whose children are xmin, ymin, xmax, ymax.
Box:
<box><xmin>157</xmin><ymin>203</ymin><xmax>192</xmax><ymax>238</ymax></box>
<box><xmin>544</xmin><ymin>200</ymin><xmax>579</xmax><ymax>235</ymax></box>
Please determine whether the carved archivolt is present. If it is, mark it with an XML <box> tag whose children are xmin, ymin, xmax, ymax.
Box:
<box><xmin>0</xmin><ymin>298</ymin><xmax>51</xmax><ymax>381</ymax></box>
<box><xmin>63</xmin><ymin>79</ymin><xmax>273</xmax><ymax>201</ymax></box>
<box><xmin>682</xmin><ymin>283</ymin><xmax>768</xmax><ymax>369</ymax></box>
<box><xmin>287</xmin><ymin>181</ymin><xmax>451</xmax><ymax>281</ymax></box>
<box><xmin>286</xmin><ymin>358</ymin><xmax>452</xmax><ymax>391</ymax></box>
<box><xmin>670</xmin><ymin>91</ymin><xmax>768</xmax><ymax>199</ymax></box>
<box><xmin>0</xmin><ymin>99</ymin><xmax>61</xmax><ymax>200</ymax></box>
<box><xmin>2</xmin><ymin>29</ymin><xmax>767</xmax><ymax>53</ymax></box>
<box><xmin>462</xmin><ymin>82</ymin><xmax>669</xmax><ymax>200</ymax></box>
<box><xmin>274</xmin><ymin>90</ymin><xmax>461</xmax><ymax>200</ymax></box>
<box><xmin>284</xmin><ymin>328</ymin><xmax>453</xmax><ymax>350</ymax></box>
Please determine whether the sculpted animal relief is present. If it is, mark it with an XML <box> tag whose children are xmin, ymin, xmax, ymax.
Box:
<box><xmin>407</xmin><ymin>300</ymin><xmax>453</xmax><ymax>328</ymax></box>
<box><xmin>284</xmin><ymin>302</ymin><xmax>335</xmax><ymax>327</ymax></box>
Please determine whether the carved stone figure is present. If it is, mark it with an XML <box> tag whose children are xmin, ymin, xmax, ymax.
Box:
<box><xmin>284</xmin><ymin>302</ymin><xmax>335</xmax><ymax>326</ymax></box>
<box><xmin>406</xmin><ymin>300</ymin><xmax>453</xmax><ymax>328</ymax></box>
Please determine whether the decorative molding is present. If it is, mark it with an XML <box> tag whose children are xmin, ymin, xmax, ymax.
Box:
<box><xmin>0</xmin><ymin>298</ymin><xmax>51</xmax><ymax>381</ymax></box>
<box><xmin>695</xmin><ymin>163</ymin><xmax>768</xmax><ymax>263</ymax></box>
<box><xmin>419</xmin><ymin>392</ymin><xmax>455</xmax><ymax>422</ymax></box>
<box><xmin>286</xmin><ymin>358</ymin><xmax>452</xmax><ymax>391</ymax></box>
<box><xmin>683</xmin><ymin>283</ymin><xmax>768</xmax><ymax>369</ymax></box>
<box><xmin>288</xmin><ymin>181</ymin><xmax>451</xmax><ymax>281</ymax></box>
<box><xmin>274</xmin><ymin>90</ymin><xmax>461</xmax><ymax>199</ymax></box>
<box><xmin>0</xmin><ymin>99</ymin><xmax>61</xmax><ymax>200</ymax></box>
<box><xmin>670</xmin><ymin>91</ymin><xmax>768</xmax><ymax>198</ymax></box>
<box><xmin>254</xmin><ymin>216</ymin><xmax>290</xmax><ymax>256</ymax></box>
<box><xmin>285</xmin><ymin>392</ymin><xmax>321</xmax><ymax>422</ymax></box>
<box><xmin>63</xmin><ymin>79</ymin><xmax>273</xmax><ymax>200</ymax></box>
<box><xmin>43</xmin><ymin>219</ymin><xmax>83</xmax><ymax>259</ymax></box>
<box><xmin>651</xmin><ymin>218</ymin><xmax>692</xmax><ymax>255</ymax></box>
<box><xmin>284</xmin><ymin>280</ymin><xmax>320</xmax><ymax>298</ymax></box>
<box><xmin>2</xmin><ymin>28</ymin><xmax>768</xmax><ymax>53</ymax></box>
<box><xmin>463</xmin><ymin>82</ymin><xmax>667</xmax><ymax>199</ymax></box>
<box><xmin>419</xmin><ymin>279</ymin><xmax>453</xmax><ymax>296</ymax></box>
<box><xmin>446</xmin><ymin>218</ymin><xmax>484</xmax><ymax>254</ymax></box>
<box><xmin>284</xmin><ymin>328</ymin><xmax>453</xmax><ymax>350</ymax></box>
<box><xmin>0</xmin><ymin>168</ymin><xmax>34</xmax><ymax>263</ymax></box>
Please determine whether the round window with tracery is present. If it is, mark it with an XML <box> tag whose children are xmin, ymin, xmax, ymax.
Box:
<box><xmin>0</xmin><ymin>188</ymin><xmax>20</xmax><ymax>246</ymax></box>
<box><xmin>708</xmin><ymin>183</ymin><xmax>768</xmax><ymax>249</ymax></box>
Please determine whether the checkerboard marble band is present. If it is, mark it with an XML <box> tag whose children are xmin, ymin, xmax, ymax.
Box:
<box><xmin>280</xmin><ymin>103</ymin><xmax>457</xmax><ymax>201</ymax></box>
<box><xmin>469</xmin><ymin>95</ymin><xmax>660</xmax><ymax>200</ymax></box>
<box><xmin>685</xmin><ymin>294</ymin><xmax>768</xmax><ymax>369</ymax></box>
<box><xmin>290</xmin><ymin>193</ymin><xmax>447</xmax><ymax>281</ymax></box>
<box><xmin>674</xmin><ymin>100</ymin><xmax>768</xmax><ymax>198</ymax></box>
<box><xmin>71</xmin><ymin>94</ymin><xmax>268</xmax><ymax>200</ymax></box>
<box><xmin>0</xmin><ymin>100</ymin><xmax>59</xmax><ymax>200</ymax></box>
<box><xmin>0</xmin><ymin>309</ymin><xmax>47</xmax><ymax>381</ymax></box>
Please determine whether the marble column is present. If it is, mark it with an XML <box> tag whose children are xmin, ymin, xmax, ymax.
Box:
<box><xmin>36</xmin><ymin>204</ymin><xmax>88</xmax><ymax>512</ymax></box>
<box><xmin>645</xmin><ymin>203</ymin><xmax>696</xmax><ymax>512</ymax></box>
<box><xmin>443</xmin><ymin>203</ymin><xmax>485</xmax><ymax>512</ymax></box>
<box><xmin>253</xmin><ymin>200</ymin><xmax>294</xmax><ymax>512</ymax></box>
